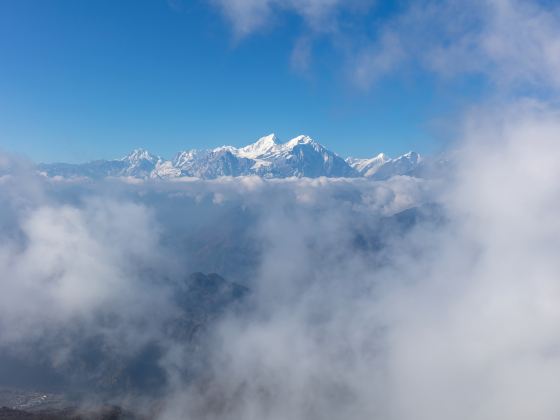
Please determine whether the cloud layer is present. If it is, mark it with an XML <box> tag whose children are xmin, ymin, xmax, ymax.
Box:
<box><xmin>156</xmin><ymin>101</ymin><xmax>560</xmax><ymax>420</ymax></box>
<box><xmin>3</xmin><ymin>97</ymin><xmax>560</xmax><ymax>419</ymax></box>
<box><xmin>1</xmin><ymin>1</ymin><xmax>559</xmax><ymax>418</ymax></box>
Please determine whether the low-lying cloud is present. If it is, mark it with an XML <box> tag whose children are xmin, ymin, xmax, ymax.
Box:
<box><xmin>157</xmin><ymin>101</ymin><xmax>560</xmax><ymax>420</ymax></box>
<box><xmin>0</xmin><ymin>159</ymin><xmax>434</xmax><ymax>400</ymax></box>
<box><xmin>2</xmin><ymin>98</ymin><xmax>560</xmax><ymax>418</ymax></box>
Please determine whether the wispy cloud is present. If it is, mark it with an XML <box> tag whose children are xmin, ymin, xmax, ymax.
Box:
<box><xmin>211</xmin><ymin>0</ymin><xmax>369</xmax><ymax>37</ymax></box>
<box><xmin>210</xmin><ymin>0</ymin><xmax>375</xmax><ymax>74</ymax></box>
<box><xmin>353</xmin><ymin>0</ymin><xmax>560</xmax><ymax>91</ymax></box>
<box><xmin>209</xmin><ymin>0</ymin><xmax>560</xmax><ymax>93</ymax></box>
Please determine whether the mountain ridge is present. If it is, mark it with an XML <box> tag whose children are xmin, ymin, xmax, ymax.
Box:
<box><xmin>37</xmin><ymin>134</ymin><xmax>423</xmax><ymax>180</ymax></box>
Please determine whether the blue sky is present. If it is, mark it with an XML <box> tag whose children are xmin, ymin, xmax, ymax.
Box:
<box><xmin>0</xmin><ymin>0</ymin><xmax>492</xmax><ymax>162</ymax></box>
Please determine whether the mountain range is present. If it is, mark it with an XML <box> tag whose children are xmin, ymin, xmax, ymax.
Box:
<box><xmin>37</xmin><ymin>134</ymin><xmax>423</xmax><ymax>180</ymax></box>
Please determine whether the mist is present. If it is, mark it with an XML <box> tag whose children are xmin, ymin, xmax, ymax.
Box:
<box><xmin>156</xmin><ymin>102</ymin><xmax>560</xmax><ymax>420</ymax></box>
<box><xmin>0</xmin><ymin>99</ymin><xmax>559</xmax><ymax>418</ymax></box>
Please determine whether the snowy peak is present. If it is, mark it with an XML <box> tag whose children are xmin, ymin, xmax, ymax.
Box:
<box><xmin>121</xmin><ymin>148</ymin><xmax>158</xmax><ymax>164</ymax></box>
<box><xmin>400</xmin><ymin>151</ymin><xmax>420</xmax><ymax>163</ymax></box>
<box><xmin>286</xmin><ymin>135</ymin><xmax>314</xmax><ymax>147</ymax></box>
<box><xmin>235</xmin><ymin>134</ymin><xmax>355</xmax><ymax>178</ymax></box>
<box><xmin>237</xmin><ymin>134</ymin><xmax>320</xmax><ymax>159</ymax></box>
<box><xmin>376</xmin><ymin>152</ymin><xmax>389</xmax><ymax>161</ymax></box>
<box><xmin>118</xmin><ymin>148</ymin><xmax>160</xmax><ymax>178</ymax></box>
<box><xmin>37</xmin><ymin>134</ymin><xmax>422</xmax><ymax>180</ymax></box>
<box><xmin>349</xmin><ymin>151</ymin><xmax>421</xmax><ymax>179</ymax></box>
<box><xmin>346</xmin><ymin>153</ymin><xmax>390</xmax><ymax>177</ymax></box>
<box><xmin>173</xmin><ymin>149</ymin><xmax>200</xmax><ymax>167</ymax></box>
<box><xmin>238</xmin><ymin>133</ymin><xmax>279</xmax><ymax>158</ymax></box>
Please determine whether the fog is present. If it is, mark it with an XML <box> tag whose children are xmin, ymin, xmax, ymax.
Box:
<box><xmin>1</xmin><ymin>99</ymin><xmax>560</xmax><ymax>419</ymax></box>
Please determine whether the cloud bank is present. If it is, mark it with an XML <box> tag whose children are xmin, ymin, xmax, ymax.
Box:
<box><xmin>2</xmin><ymin>2</ymin><xmax>560</xmax><ymax>416</ymax></box>
<box><xmin>3</xmin><ymin>97</ymin><xmax>560</xmax><ymax>419</ymax></box>
<box><xmin>155</xmin><ymin>101</ymin><xmax>560</xmax><ymax>420</ymax></box>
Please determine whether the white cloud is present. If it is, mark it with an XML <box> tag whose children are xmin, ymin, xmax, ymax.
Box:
<box><xmin>3</xmin><ymin>99</ymin><xmax>560</xmax><ymax>419</ymax></box>
<box><xmin>353</xmin><ymin>0</ymin><xmax>560</xmax><ymax>91</ymax></box>
<box><xmin>152</xmin><ymin>100</ymin><xmax>560</xmax><ymax>420</ymax></box>
<box><xmin>211</xmin><ymin>0</ymin><xmax>366</xmax><ymax>37</ymax></box>
<box><xmin>210</xmin><ymin>0</ymin><xmax>375</xmax><ymax>73</ymax></box>
<box><xmin>209</xmin><ymin>0</ymin><xmax>560</xmax><ymax>92</ymax></box>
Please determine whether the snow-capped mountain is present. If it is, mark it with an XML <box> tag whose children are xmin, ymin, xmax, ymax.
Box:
<box><xmin>170</xmin><ymin>147</ymin><xmax>255</xmax><ymax>178</ymax></box>
<box><xmin>120</xmin><ymin>149</ymin><xmax>161</xmax><ymax>178</ymax></box>
<box><xmin>236</xmin><ymin>134</ymin><xmax>357</xmax><ymax>178</ymax></box>
<box><xmin>38</xmin><ymin>134</ymin><xmax>422</xmax><ymax>180</ymax></box>
<box><xmin>37</xmin><ymin>149</ymin><xmax>162</xmax><ymax>179</ymax></box>
<box><xmin>347</xmin><ymin>151</ymin><xmax>421</xmax><ymax>180</ymax></box>
<box><xmin>346</xmin><ymin>153</ymin><xmax>390</xmax><ymax>177</ymax></box>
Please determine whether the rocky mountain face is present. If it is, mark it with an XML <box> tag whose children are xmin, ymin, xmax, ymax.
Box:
<box><xmin>37</xmin><ymin>134</ymin><xmax>423</xmax><ymax>180</ymax></box>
